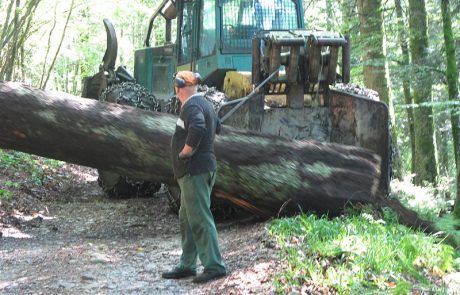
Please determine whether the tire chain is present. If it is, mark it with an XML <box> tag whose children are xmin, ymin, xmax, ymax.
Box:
<box><xmin>165</xmin><ymin>85</ymin><xmax>228</xmax><ymax>115</ymax></box>
<box><xmin>98</xmin><ymin>82</ymin><xmax>161</xmax><ymax>198</ymax></box>
<box><xmin>100</xmin><ymin>82</ymin><xmax>161</xmax><ymax>111</ymax></box>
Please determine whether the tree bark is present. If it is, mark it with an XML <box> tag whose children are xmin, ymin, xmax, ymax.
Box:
<box><xmin>357</xmin><ymin>0</ymin><xmax>389</xmax><ymax>105</ymax></box>
<box><xmin>341</xmin><ymin>0</ymin><xmax>356</xmax><ymax>35</ymax></box>
<box><xmin>357</xmin><ymin>0</ymin><xmax>403</xmax><ymax>180</ymax></box>
<box><xmin>72</xmin><ymin>62</ymin><xmax>79</xmax><ymax>94</ymax></box>
<box><xmin>4</xmin><ymin>0</ymin><xmax>20</xmax><ymax>81</ymax></box>
<box><xmin>0</xmin><ymin>82</ymin><xmax>382</xmax><ymax>216</ymax></box>
<box><xmin>408</xmin><ymin>0</ymin><xmax>438</xmax><ymax>185</ymax></box>
<box><xmin>395</xmin><ymin>0</ymin><xmax>416</xmax><ymax>174</ymax></box>
<box><xmin>0</xmin><ymin>1</ymin><xmax>15</xmax><ymax>51</ymax></box>
<box><xmin>441</xmin><ymin>0</ymin><xmax>460</xmax><ymax>217</ymax></box>
<box><xmin>326</xmin><ymin>0</ymin><xmax>334</xmax><ymax>31</ymax></box>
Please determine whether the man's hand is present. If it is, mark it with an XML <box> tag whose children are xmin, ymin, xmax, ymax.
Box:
<box><xmin>179</xmin><ymin>144</ymin><xmax>194</xmax><ymax>160</ymax></box>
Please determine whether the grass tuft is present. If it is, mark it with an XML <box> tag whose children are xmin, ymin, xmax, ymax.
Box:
<box><xmin>268</xmin><ymin>209</ymin><xmax>455</xmax><ymax>294</ymax></box>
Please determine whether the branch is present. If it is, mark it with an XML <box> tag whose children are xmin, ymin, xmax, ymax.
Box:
<box><xmin>3</xmin><ymin>0</ymin><xmax>21</xmax><ymax>81</ymax></box>
<box><xmin>1</xmin><ymin>0</ymin><xmax>41</xmax><ymax>80</ymax></box>
<box><xmin>453</xmin><ymin>2</ymin><xmax>460</xmax><ymax>15</ymax></box>
<box><xmin>42</xmin><ymin>0</ymin><xmax>75</xmax><ymax>89</ymax></box>
<box><xmin>0</xmin><ymin>0</ymin><xmax>40</xmax><ymax>51</ymax></box>
<box><xmin>39</xmin><ymin>4</ymin><xmax>58</xmax><ymax>88</ymax></box>
<box><xmin>0</xmin><ymin>0</ymin><xmax>15</xmax><ymax>48</ymax></box>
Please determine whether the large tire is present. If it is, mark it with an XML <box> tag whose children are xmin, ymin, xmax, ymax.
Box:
<box><xmin>97</xmin><ymin>82</ymin><xmax>161</xmax><ymax>198</ymax></box>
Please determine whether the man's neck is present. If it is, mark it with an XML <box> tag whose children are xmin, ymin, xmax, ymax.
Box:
<box><xmin>180</xmin><ymin>92</ymin><xmax>198</xmax><ymax>107</ymax></box>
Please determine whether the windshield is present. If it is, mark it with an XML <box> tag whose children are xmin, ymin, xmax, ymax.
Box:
<box><xmin>221</xmin><ymin>0</ymin><xmax>299</xmax><ymax>53</ymax></box>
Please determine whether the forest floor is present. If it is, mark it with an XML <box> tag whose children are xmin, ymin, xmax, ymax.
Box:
<box><xmin>0</xmin><ymin>163</ymin><xmax>284</xmax><ymax>295</ymax></box>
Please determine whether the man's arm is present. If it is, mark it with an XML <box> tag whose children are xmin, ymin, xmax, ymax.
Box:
<box><xmin>180</xmin><ymin>105</ymin><xmax>206</xmax><ymax>158</ymax></box>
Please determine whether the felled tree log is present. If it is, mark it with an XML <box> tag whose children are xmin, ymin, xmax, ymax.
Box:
<box><xmin>0</xmin><ymin>82</ymin><xmax>381</xmax><ymax>216</ymax></box>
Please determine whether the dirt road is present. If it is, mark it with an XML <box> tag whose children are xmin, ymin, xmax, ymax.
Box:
<box><xmin>0</xmin><ymin>165</ymin><xmax>279</xmax><ymax>294</ymax></box>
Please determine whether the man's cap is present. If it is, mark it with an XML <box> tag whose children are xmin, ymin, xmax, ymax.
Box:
<box><xmin>173</xmin><ymin>71</ymin><xmax>201</xmax><ymax>88</ymax></box>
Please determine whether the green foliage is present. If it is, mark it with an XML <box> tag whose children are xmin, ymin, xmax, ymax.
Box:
<box><xmin>0</xmin><ymin>149</ymin><xmax>63</xmax><ymax>186</ymax></box>
<box><xmin>1</xmin><ymin>0</ymin><xmax>159</xmax><ymax>92</ymax></box>
<box><xmin>4</xmin><ymin>180</ymin><xmax>20</xmax><ymax>189</ymax></box>
<box><xmin>390</xmin><ymin>178</ymin><xmax>453</xmax><ymax>221</ymax></box>
<box><xmin>0</xmin><ymin>188</ymin><xmax>13</xmax><ymax>201</ymax></box>
<box><xmin>435</xmin><ymin>214</ymin><xmax>460</xmax><ymax>249</ymax></box>
<box><xmin>268</xmin><ymin>211</ymin><xmax>455</xmax><ymax>294</ymax></box>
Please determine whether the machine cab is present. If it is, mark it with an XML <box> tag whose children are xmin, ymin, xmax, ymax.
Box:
<box><xmin>134</xmin><ymin>0</ymin><xmax>304</xmax><ymax>102</ymax></box>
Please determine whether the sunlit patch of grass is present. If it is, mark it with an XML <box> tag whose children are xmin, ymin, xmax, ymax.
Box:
<box><xmin>268</xmin><ymin>211</ymin><xmax>455</xmax><ymax>294</ymax></box>
<box><xmin>390</xmin><ymin>176</ymin><xmax>451</xmax><ymax>220</ymax></box>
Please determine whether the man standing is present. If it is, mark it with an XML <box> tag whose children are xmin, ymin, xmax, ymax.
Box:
<box><xmin>162</xmin><ymin>71</ymin><xmax>226</xmax><ymax>284</ymax></box>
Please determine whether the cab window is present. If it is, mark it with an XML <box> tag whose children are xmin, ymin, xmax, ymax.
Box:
<box><xmin>199</xmin><ymin>0</ymin><xmax>216</xmax><ymax>57</ymax></box>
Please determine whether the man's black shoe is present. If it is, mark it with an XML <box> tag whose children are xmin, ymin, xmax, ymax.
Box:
<box><xmin>162</xmin><ymin>267</ymin><xmax>196</xmax><ymax>279</ymax></box>
<box><xmin>192</xmin><ymin>271</ymin><xmax>226</xmax><ymax>284</ymax></box>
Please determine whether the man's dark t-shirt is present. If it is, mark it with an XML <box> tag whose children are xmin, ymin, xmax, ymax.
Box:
<box><xmin>171</xmin><ymin>93</ymin><xmax>221</xmax><ymax>179</ymax></box>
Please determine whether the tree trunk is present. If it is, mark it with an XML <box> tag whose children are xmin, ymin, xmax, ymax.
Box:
<box><xmin>408</xmin><ymin>0</ymin><xmax>437</xmax><ymax>185</ymax></box>
<box><xmin>42</xmin><ymin>0</ymin><xmax>74</xmax><ymax>89</ymax></box>
<box><xmin>0</xmin><ymin>1</ymin><xmax>15</xmax><ymax>51</ymax></box>
<box><xmin>357</xmin><ymin>0</ymin><xmax>388</xmax><ymax>104</ymax></box>
<box><xmin>441</xmin><ymin>0</ymin><xmax>460</xmax><ymax>217</ymax></box>
<box><xmin>357</xmin><ymin>0</ymin><xmax>403</xmax><ymax>179</ymax></box>
<box><xmin>0</xmin><ymin>0</ymin><xmax>40</xmax><ymax>81</ymax></box>
<box><xmin>326</xmin><ymin>0</ymin><xmax>334</xmax><ymax>31</ymax></box>
<box><xmin>341</xmin><ymin>0</ymin><xmax>356</xmax><ymax>35</ymax></box>
<box><xmin>72</xmin><ymin>62</ymin><xmax>79</xmax><ymax>94</ymax></box>
<box><xmin>435</xmin><ymin>115</ymin><xmax>450</xmax><ymax>177</ymax></box>
<box><xmin>39</xmin><ymin>3</ymin><xmax>58</xmax><ymax>88</ymax></box>
<box><xmin>0</xmin><ymin>82</ymin><xmax>382</xmax><ymax>216</ymax></box>
<box><xmin>395</xmin><ymin>0</ymin><xmax>416</xmax><ymax>174</ymax></box>
<box><xmin>4</xmin><ymin>0</ymin><xmax>20</xmax><ymax>81</ymax></box>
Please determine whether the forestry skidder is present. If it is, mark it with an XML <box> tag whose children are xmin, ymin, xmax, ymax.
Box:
<box><xmin>82</xmin><ymin>0</ymin><xmax>390</xmax><ymax>213</ymax></box>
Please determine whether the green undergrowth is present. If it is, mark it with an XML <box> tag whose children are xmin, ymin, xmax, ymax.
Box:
<box><xmin>0</xmin><ymin>149</ymin><xmax>63</xmax><ymax>201</ymax></box>
<box><xmin>267</xmin><ymin>208</ymin><xmax>458</xmax><ymax>294</ymax></box>
<box><xmin>436</xmin><ymin>214</ymin><xmax>460</xmax><ymax>249</ymax></box>
<box><xmin>391</xmin><ymin>177</ymin><xmax>460</xmax><ymax>249</ymax></box>
<box><xmin>391</xmin><ymin>177</ymin><xmax>454</xmax><ymax>221</ymax></box>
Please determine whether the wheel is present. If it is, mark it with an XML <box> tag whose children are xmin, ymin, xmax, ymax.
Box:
<box><xmin>97</xmin><ymin>82</ymin><xmax>162</xmax><ymax>199</ymax></box>
<box><xmin>97</xmin><ymin>171</ymin><xmax>161</xmax><ymax>199</ymax></box>
<box><xmin>198</xmin><ymin>84</ymin><xmax>228</xmax><ymax>111</ymax></box>
<box><xmin>100</xmin><ymin>81</ymin><xmax>161</xmax><ymax>110</ymax></box>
